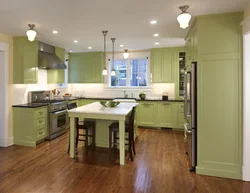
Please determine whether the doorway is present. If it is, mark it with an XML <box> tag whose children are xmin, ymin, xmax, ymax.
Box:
<box><xmin>0</xmin><ymin>43</ymin><xmax>9</xmax><ymax>147</ymax></box>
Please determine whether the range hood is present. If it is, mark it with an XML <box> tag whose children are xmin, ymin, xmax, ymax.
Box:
<box><xmin>38</xmin><ymin>42</ymin><xmax>66</xmax><ymax>69</ymax></box>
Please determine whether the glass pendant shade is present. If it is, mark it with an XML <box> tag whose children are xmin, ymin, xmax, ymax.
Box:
<box><xmin>102</xmin><ymin>30</ymin><xmax>108</xmax><ymax>76</ymax></box>
<box><xmin>123</xmin><ymin>49</ymin><xmax>129</xmax><ymax>59</ymax></box>
<box><xmin>102</xmin><ymin>68</ymin><xmax>108</xmax><ymax>75</ymax></box>
<box><xmin>177</xmin><ymin>12</ymin><xmax>191</xmax><ymax>29</ymax></box>
<box><xmin>26</xmin><ymin>24</ymin><xmax>37</xmax><ymax>42</ymax></box>
<box><xmin>111</xmin><ymin>69</ymin><xmax>116</xmax><ymax>76</ymax></box>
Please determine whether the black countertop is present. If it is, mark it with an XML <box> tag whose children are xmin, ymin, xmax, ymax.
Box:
<box><xmin>12</xmin><ymin>103</ymin><xmax>48</xmax><ymax>108</ymax></box>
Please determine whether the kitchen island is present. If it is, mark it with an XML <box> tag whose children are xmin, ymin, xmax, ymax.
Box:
<box><xmin>68</xmin><ymin>102</ymin><xmax>138</xmax><ymax>165</ymax></box>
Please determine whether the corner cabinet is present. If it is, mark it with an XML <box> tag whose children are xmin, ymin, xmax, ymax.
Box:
<box><xmin>69</xmin><ymin>52</ymin><xmax>104</xmax><ymax>83</ymax></box>
<box><xmin>13</xmin><ymin>106</ymin><xmax>48</xmax><ymax>147</ymax></box>
<box><xmin>151</xmin><ymin>47</ymin><xmax>185</xmax><ymax>83</ymax></box>
<box><xmin>13</xmin><ymin>37</ymin><xmax>39</xmax><ymax>84</ymax></box>
<box><xmin>47</xmin><ymin>46</ymin><xmax>65</xmax><ymax>84</ymax></box>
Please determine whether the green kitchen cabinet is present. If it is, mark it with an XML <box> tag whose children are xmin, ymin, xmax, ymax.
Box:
<box><xmin>69</xmin><ymin>52</ymin><xmax>104</xmax><ymax>83</ymax></box>
<box><xmin>13</xmin><ymin>106</ymin><xmax>48</xmax><ymax>147</ymax></box>
<box><xmin>47</xmin><ymin>46</ymin><xmax>65</xmax><ymax>84</ymax></box>
<box><xmin>156</xmin><ymin>102</ymin><xmax>174</xmax><ymax>127</ymax></box>
<box><xmin>68</xmin><ymin>99</ymin><xmax>81</xmax><ymax>107</ymax></box>
<box><xmin>13</xmin><ymin>37</ymin><xmax>39</xmax><ymax>84</ymax></box>
<box><xmin>175</xmin><ymin>103</ymin><xmax>185</xmax><ymax>129</ymax></box>
<box><xmin>137</xmin><ymin>102</ymin><xmax>157</xmax><ymax>126</ymax></box>
<box><xmin>185</xmin><ymin>12</ymin><xmax>243</xmax><ymax>179</ymax></box>
<box><xmin>151</xmin><ymin>47</ymin><xmax>185</xmax><ymax>83</ymax></box>
<box><xmin>80</xmin><ymin>99</ymin><xmax>98</xmax><ymax>106</ymax></box>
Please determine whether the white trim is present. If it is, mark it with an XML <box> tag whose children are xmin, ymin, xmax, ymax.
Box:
<box><xmin>241</xmin><ymin>16</ymin><xmax>250</xmax><ymax>35</ymax></box>
<box><xmin>242</xmin><ymin>33</ymin><xmax>250</xmax><ymax>181</ymax></box>
<box><xmin>0</xmin><ymin>42</ymin><xmax>11</xmax><ymax>147</ymax></box>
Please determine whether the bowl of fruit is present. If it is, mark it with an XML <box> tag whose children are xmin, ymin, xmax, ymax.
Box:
<box><xmin>62</xmin><ymin>93</ymin><xmax>72</xmax><ymax>100</ymax></box>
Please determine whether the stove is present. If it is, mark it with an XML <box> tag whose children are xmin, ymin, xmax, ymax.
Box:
<box><xmin>28</xmin><ymin>91</ymin><xmax>68</xmax><ymax>140</ymax></box>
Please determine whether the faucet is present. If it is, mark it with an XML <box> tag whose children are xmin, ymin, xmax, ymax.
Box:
<box><xmin>123</xmin><ymin>91</ymin><xmax>128</xmax><ymax>98</ymax></box>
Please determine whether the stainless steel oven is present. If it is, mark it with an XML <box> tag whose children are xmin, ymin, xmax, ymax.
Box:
<box><xmin>50</xmin><ymin>109</ymin><xmax>68</xmax><ymax>138</ymax></box>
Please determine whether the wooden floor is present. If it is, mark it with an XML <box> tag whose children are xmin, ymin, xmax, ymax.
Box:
<box><xmin>0</xmin><ymin>129</ymin><xmax>249</xmax><ymax>193</ymax></box>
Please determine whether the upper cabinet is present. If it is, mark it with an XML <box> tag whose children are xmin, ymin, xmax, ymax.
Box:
<box><xmin>69</xmin><ymin>52</ymin><xmax>104</xmax><ymax>83</ymax></box>
<box><xmin>47</xmin><ymin>46</ymin><xmax>66</xmax><ymax>84</ymax></box>
<box><xmin>151</xmin><ymin>47</ymin><xmax>185</xmax><ymax>83</ymax></box>
<box><xmin>13</xmin><ymin>37</ymin><xmax>38</xmax><ymax>84</ymax></box>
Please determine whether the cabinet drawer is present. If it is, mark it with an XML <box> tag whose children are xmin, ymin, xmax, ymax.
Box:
<box><xmin>35</xmin><ymin>108</ymin><xmax>47</xmax><ymax>118</ymax></box>
<box><xmin>36</xmin><ymin>117</ymin><xmax>46</xmax><ymax>129</ymax></box>
<box><xmin>36</xmin><ymin>127</ymin><xmax>47</xmax><ymax>141</ymax></box>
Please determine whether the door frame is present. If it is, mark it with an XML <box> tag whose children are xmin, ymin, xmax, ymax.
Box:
<box><xmin>0</xmin><ymin>42</ymin><xmax>10</xmax><ymax>147</ymax></box>
<box><xmin>241</xmin><ymin>16</ymin><xmax>250</xmax><ymax>181</ymax></box>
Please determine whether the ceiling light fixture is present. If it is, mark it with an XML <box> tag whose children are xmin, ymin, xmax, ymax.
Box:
<box><xmin>153</xmin><ymin>34</ymin><xmax>159</xmax><ymax>37</ymax></box>
<box><xmin>88</xmin><ymin>47</ymin><xmax>92</xmax><ymax>49</ymax></box>
<box><xmin>69</xmin><ymin>50</ymin><xmax>73</xmax><ymax>53</ymax></box>
<box><xmin>123</xmin><ymin>49</ymin><xmax>129</xmax><ymax>59</ymax></box>
<box><xmin>150</xmin><ymin>20</ymin><xmax>157</xmax><ymax>24</ymax></box>
<box><xmin>102</xmin><ymin>30</ymin><xmax>108</xmax><ymax>76</ymax></box>
<box><xmin>120</xmin><ymin>45</ymin><xmax>124</xmax><ymax>47</ymax></box>
<box><xmin>74</xmin><ymin>40</ymin><xmax>78</xmax><ymax>43</ymax></box>
<box><xmin>53</xmin><ymin>30</ymin><xmax>58</xmax><ymax>34</ymax></box>
<box><xmin>155</xmin><ymin>42</ymin><xmax>159</xmax><ymax>45</ymax></box>
<box><xmin>26</xmin><ymin>24</ymin><xmax>37</xmax><ymax>42</ymax></box>
<box><xmin>177</xmin><ymin>5</ymin><xmax>191</xmax><ymax>29</ymax></box>
<box><xmin>111</xmin><ymin>38</ymin><xmax>116</xmax><ymax>76</ymax></box>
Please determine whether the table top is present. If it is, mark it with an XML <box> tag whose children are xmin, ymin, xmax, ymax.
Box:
<box><xmin>68</xmin><ymin>102</ymin><xmax>138</xmax><ymax>119</ymax></box>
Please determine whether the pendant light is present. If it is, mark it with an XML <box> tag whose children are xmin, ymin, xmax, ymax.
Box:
<box><xmin>102</xmin><ymin>30</ymin><xmax>108</xmax><ymax>76</ymax></box>
<box><xmin>111</xmin><ymin>38</ymin><xmax>116</xmax><ymax>76</ymax></box>
<box><xmin>177</xmin><ymin>5</ymin><xmax>191</xmax><ymax>29</ymax></box>
<box><xmin>123</xmin><ymin>49</ymin><xmax>129</xmax><ymax>59</ymax></box>
<box><xmin>26</xmin><ymin>24</ymin><xmax>37</xmax><ymax>42</ymax></box>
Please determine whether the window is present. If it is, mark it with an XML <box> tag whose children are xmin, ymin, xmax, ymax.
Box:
<box><xmin>110</xmin><ymin>58</ymin><xmax>148</xmax><ymax>87</ymax></box>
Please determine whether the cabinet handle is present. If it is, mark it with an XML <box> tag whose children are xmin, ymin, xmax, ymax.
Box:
<box><xmin>162</xmin><ymin>103</ymin><xmax>171</xmax><ymax>105</ymax></box>
<box><xmin>39</xmin><ymin>131</ymin><xmax>43</xmax><ymax>135</ymax></box>
<box><xmin>142</xmin><ymin>103</ymin><xmax>153</xmax><ymax>105</ymax></box>
<box><xmin>39</xmin><ymin>120</ymin><xmax>43</xmax><ymax>123</ymax></box>
<box><xmin>39</xmin><ymin>112</ymin><xmax>43</xmax><ymax>115</ymax></box>
<box><xmin>180</xmin><ymin>105</ymin><xmax>184</xmax><ymax>107</ymax></box>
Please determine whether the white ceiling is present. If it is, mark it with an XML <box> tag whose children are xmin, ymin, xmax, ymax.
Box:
<box><xmin>0</xmin><ymin>0</ymin><xmax>248</xmax><ymax>52</ymax></box>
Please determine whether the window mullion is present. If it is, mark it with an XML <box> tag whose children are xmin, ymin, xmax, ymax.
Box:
<box><xmin>126</xmin><ymin>59</ymin><xmax>130</xmax><ymax>86</ymax></box>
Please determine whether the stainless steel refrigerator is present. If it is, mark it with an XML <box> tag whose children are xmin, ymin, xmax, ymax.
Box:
<box><xmin>184</xmin><ymin>62</ymin><xmax>197</xmax><ymax>172</ymax></box>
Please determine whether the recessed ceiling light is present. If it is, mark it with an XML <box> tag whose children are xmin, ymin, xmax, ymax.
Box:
<box><xmin>155</xmin><ymin>42</ymin><xmax>159</xmax><ymax>45</ymax></box>
<box><xmin>88</xmin><ymin>47</ymin><xmax>92</xmax><ymax>49</ymax></box>
<box><xmin>150</xmin><ymin>20</ymin><xmax>157</xmax><ymax>24</ymax></box>
<box><xmin>74</xmin><ymin>40</ymin><xmax>78</xmax><ymax>43</ymax></box>
<box><xmin>120</xmin><ymin>45</ymin><xmax>124</xmax><ymax>47</ymax></box>
<box><xmin>153</xmin><ymin>33</ymin><xmax>159</xmax><ymax>37</ymax></box>
<box><xmin>69</xmin><ymin>50</ymin><xmax>73</xmax><ymax>53</ymax></box>
<box><xmin>53</xmin><ymin>30</ymin><xmax>58</xmax><ymax>34</ymax></box>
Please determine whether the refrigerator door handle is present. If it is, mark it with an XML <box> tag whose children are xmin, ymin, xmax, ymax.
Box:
<box><xmin>184</xmin><ymin>123</ymin><xmax>192</xmax><ymax>133</ymax></box>
<box><xmin>184</xmin><ymin>72</ymin><xmax>188</xmax><ymax>116</ymax></box>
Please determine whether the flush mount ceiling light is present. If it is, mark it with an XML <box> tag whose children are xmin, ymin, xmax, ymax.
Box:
<box><xmin>74</xmin><ymin>40</ymin><xmax>78</xmax><ymax>43</ymax></box>
<box><xmin>153</xmin><ymin>33</ymin><xmax>159</xmax><ymax>37</ymax></box>
<box><xmin>123</xmin><ymin>49</ymin><xmax>129</xmax><ymax>59</ymax></box>
<box><xmin>26</xmin><ymin>24</ymin><xmax>37</xmax><ymax>42</ymax></box>
<box><xmin>53</xmin><ymin>30</ymin><xmax>58</xmax><ymax>34</ymax></box>
<box><xmin>155</xmin><ymin>42</ymin><xmax>159</xmax><ymax>45</ymax></box>
<box><xmin>102</xmin><ymin>30</ymin><xmax>108</xmax><ymax>76</ymax></box>
<box><xmin>88</xmin><ymin>47</ymin><xmax>92</xmax><ymax>49</ymax></box>
<box><xmin>111</xmin><ymin>38</ymin><xmax>116</xmax><ymax>76</ymax></box>
<box><xmin>120</xmin><ymin>45</ymin><xmax>124</xmax><ymax>47</ymax></box>
<box><xmin>150</xmin><ymin>20</ymin><xmax>157</xmax><ymax>24</ymax></box>
<box><xmin>177</xmin><ymin>5</ymin><xmax>191</xmax><ymax>29</ymax></box>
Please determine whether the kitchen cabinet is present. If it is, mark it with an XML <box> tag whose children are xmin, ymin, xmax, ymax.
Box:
<box><xmin>185</xmin><ymin>12</ymin><xmax>243</xmax><ymax>179</ymax></box>
<box><xmin>13</xmin><ymin>106</ymin><xmax>48</xmax><ymax>147</ymax></box>
<box><xmin>151</xmin><ymin>47</ymin><xmax>185</xmax><ymax>83</ymax></box>
<box><xmin>69</xmin><ymin>52</ymin><xmax>104</xmax><ymax>83</ymax></box>
<box><xmin>137</xmin><ymin>102</ymin><xmax>157</xmax><ymax>126</ymax></box>
<box><xmin>13</xmin><ymin>37</ymin><xmax>38</xmax><ymax>84</ymax></box>
<box><xmin>175</xmin><ymin>103</ymin><xmax>185</xmax><ymax>128</ymax></box>
<box><xmin>157</xmin><ymin>102</ymin><xmax>174</xmax><ymax>127</ymax></box>
<box><xmin>47</xmin><ymin>47</ymin><xmax>65</xmax><ymax>84</ymax></box>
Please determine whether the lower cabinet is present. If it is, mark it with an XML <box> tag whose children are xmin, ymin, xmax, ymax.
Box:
<box><xmin>137</xmin><ymin>102</ymin><xmax>157</xmax><ymax>126</ymax></box>
<box><xmin>13</xmin><ymin>106</ymin><xmax>48</xmax><ymax>147</ymax></box>
<box><xmin>137</xmin><ymin>101</ymin><xmax>185</xmax><ymax>130</ymax></box>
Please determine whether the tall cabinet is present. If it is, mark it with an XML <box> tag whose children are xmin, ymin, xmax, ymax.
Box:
<box><xmin>186</xmin><ymin>12</ymin><xmax>243</xmax><ymax>180</ymax></box>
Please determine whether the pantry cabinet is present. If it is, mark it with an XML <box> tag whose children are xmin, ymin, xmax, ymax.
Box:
<box><xmin>13</xmin><ymin>37</ymin><xmax>39</xmax><ymax>84</ymax></box>
<box><xmin>69</xmin><ymin>52</ymin><xmax>104</xmax><ymax>83</ymax></box>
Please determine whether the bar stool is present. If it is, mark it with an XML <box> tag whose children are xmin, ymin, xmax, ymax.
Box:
<box><xmin>67</xmin><ymin>102</ymin><xmax>96</xmax><ymax>153</ymax></box>
<box><xmin>108</xmin><ymin>107</ymin><xmax>136</xmax><ymax>161</ymax></box>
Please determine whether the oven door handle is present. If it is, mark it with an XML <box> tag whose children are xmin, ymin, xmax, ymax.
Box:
<box><xmin>52</xmin><ymin>110</ymin><xmax>67</xmax><ymax>115</ymax></box>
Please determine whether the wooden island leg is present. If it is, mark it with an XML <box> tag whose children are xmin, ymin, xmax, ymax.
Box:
<box><xmin>119</xmin><ymin>120</ymin><xmax>125</xmax><ymax>165</ymax></box>
<box><xmin>70</xmin><ymin>117</ymin><xmax>76</xmax><ymax>158</ymax></box>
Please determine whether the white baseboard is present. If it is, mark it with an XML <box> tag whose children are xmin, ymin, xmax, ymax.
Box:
<box><xmin>0</xmin><ymin>136</ymin><xmax>13</xmax><ymax>147</ymax></box>
<box><xmin>242</xmin><ymin>166</ymin><xmax>250</xmax><ymax>181</ymax></box>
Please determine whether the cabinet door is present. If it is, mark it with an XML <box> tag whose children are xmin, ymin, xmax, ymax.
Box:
<box><xmin>23</xmin><ymin>41</ymin><xmax>38</xmax><ymax>84</ymax></box>
<box><xmin>152</xmin><ymin>50</ymin><xmax>163</xmax><ymax>82</ymax></box>
<box><xmin>69</xmin><ymin>54</ymin><xmax>85</xmax><ymax>83</ymax></box>
<box><xmin>162</xmin><ymin>50</ymin><xmax>174</xmax><ymax>82</ymax></box>
<box><xmin>185</xmin><ymin>38</ymin><xmax>191</xmax><ymax>68</ymax></box>
<box><xmin>137</xmin><ymin>102</ymin><xmax>156</xmax><ymax>126</ymax></box>
<box><xmin>176</xmin><ymin>103</ymin><xmax>185</xmax><ymax>129</ymax></box>
<box><xmin>157</xmin><ymin>102</ymin><xmax>174</xmax><ymax>127</ymax></box>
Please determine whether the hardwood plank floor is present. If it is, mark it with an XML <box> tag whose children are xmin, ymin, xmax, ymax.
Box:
<box><xmin>0</xmin><ymin>129</ymin><xmax>249</xmax><ymax>193</ymax></box>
